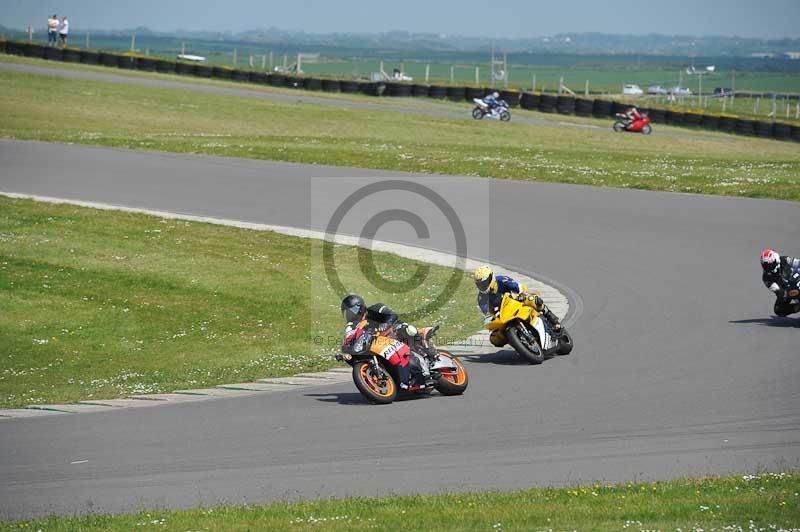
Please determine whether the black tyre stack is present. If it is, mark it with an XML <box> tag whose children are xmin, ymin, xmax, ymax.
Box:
<box><xmin>212</xmin><ymin>66</ymin><xmax>232</xmax><ymax>79</ymax></box>
<box><xmin>118</xmin><ymin>55</ymin><xmax>137</xmax><ymax>69</ymax></box>
<box><xmin>303</xmin><ymin>77</ymin><xmax>322</xmax><ymax>90</ymax></box>
<box><xmin>411</xmin><ymin>84</ymin><xmax>430</xmax><ymax>97</ymax></box>
<box><xmin>465</xmin><ymin>87</ymin><xmax>485</xmax><ymax>101</ymax></box>
<box><xmin>718</xmin><ymin>116</ymin><xmax>737</xmax><ymax>133</ymax></box>
<box><xmin>5</xmin><ymin>41</ymin><xmax>23</xmax><ymax>56</ymax></box>
<box><xmin>231</xmin><ymin>69</ymin><xmax>250</xmax><ymax>82</ymax></box>
<box><xmin>340</xmin><ymin>80</ymin><xmax>360</xmax><ymax>94</ymax></box>
<box><xmin>249</xmin><ymin>71</ymin><xmax>268</xmax><ymax>84</ymax></box>
<box><xmin>428</xmin><ymin>85</ymin><xmax>447</xmax><ymax>99</ymax></box>
<box><xmin>755</xmin><ymin>121</ymin><xmax>774</xmax><ymax>139</ymax></box>
<box><xmin>773</xmin><ymin>123</ymin><xmax>792</xmax><ymax>141</ymax></box>
<box><xmin>665</xmin><ymin>110</ymin><xmax>684</xmax><ymax>126</ymax></box>
<box><xmin>682</xmin><ymin>112</ymin><xmax>702</xmax><ymax>128</ymax></box>
<box><xmin>98</xmin><ymin>52</ymin><xmax>118</xmax><ymax>67</ymax></box>
<box><xmin>284</xmin><ymin>76</ymin><xmax>302</xmax><ymax>89</ymax></box>
<box><xmin>791</xmin><ymin>125</ymin><xmax>800</xmax><ymax>143</ymax></box>
<box><xmin>43</xmin><ymin>46</ymin><xmax>63</xmax><ymax>61</ymax></box>
<box><xmin>538</xmin><ymin>94</ymin><xmax>557</xmax><ymax>113</ymax></box>
<box><xmin>647</xmin><ymin>108</ymin><xmax>667</xmax><ymax>123</ymax></box>
<box><xmin>700</xmin><ymin>114</ymin><xmax>720</xmax><ymax>131</ymax></box>
<box><xmin>175</xmin><ymin>62</ymin><xmax>195</xmax><ymax>75</ymax></box>
<box><xmin>269</xmin><ymin>74</ymin><xmax>285</xmax><ymax>87</ymax></box>
<box><xmin>22</xmin><ymin>43</ymin><xmax>46</xmax><ymax>58</ymax></box>
<box><xmin>735</xmin><ymin>119</ymin><xmax>757</xmax><ymax>136</ymax></box>
<box><xmin>500</xmin><ymin>90</ymin><xmax>520</xmax><ymax>107</ymax></box>
<box><xmin>520</xmin><ymin>92</ymin><xmax>541</xmax><ymax>110</ymax></box>
<box><xmin>155</xmin><ymin>59</ymin><xmax>176</xmax><ymax>74</ymax></box>
<box><xmin>574</xmin><ymin>98</ymin><xmax>594</xmax><ymax>116</ymax></box>
<box><xmin>592</xmin><ymin>99</ymin><xmax>613</xmax><ymax>118</ymax></box>
<box><xmin>556</xmin><ymin>95</ymin><xmax>576</xmax><ymax>115</ymax></box>
<box><xmin>446</xmin><ymin>86</ymin><xmax>467</xmax><ymax>101</ymax></box>
<box><xmin>137</xmin><ymin>57</ymin><xmax>158</xmax><ymax>72</ymax></box>
<box><xmin>321</xmin><ymin>79</ymin><xmax>341</xmax><ymax>92</ymax></box>
<box><xmin>194</xmin><ymin>64</ymin><xmax>213</xmax><ymax>78</ymax></box>
<box><xmin>611</xmin><ymin>101</ymin><xmax>629</xmax><ymax>117</ymax></box>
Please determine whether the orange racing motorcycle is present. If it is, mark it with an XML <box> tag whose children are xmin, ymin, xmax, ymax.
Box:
<box><xmin>336</xmin><ymin>325</ymin><xmax>468</xmax><ymax>404</ymax></box>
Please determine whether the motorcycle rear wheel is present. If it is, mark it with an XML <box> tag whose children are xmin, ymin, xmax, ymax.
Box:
<box><xmin>507</xmin><ymin>324</ymin><xmax>545</xmax><ymax>364</ymax></box>
<box><xmin>613</xmin><ymin>121</ymin><xmax>626</xmax><ymax>132</ymax></box>
<box><xmin>433</xmin><ymin>350</ymin><xmax>469</xmax><ymax>396</ymax></box>
<box><xmin>352</xmin><ymin>360</ymin><xmax>396</xmax><ymax>404</ymax></box>
<box><xmin>472</xmin><ymin>107</ymin><xmax>484</xmax><ymax>119</ymax></box>
<box><xmin>499</xmin><ymin>111</ymin><xmax>511</xmax><ymax>122</ymax></box>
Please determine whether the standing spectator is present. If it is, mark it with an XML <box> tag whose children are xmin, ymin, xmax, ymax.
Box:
<box><xmin>47</xmin><ymin>14</ymin><xmax>59</xmax><ymax>46</ymax></box>
<box><xmin>58</xmin><ymin>16</ymin><xmax>69</xmax><ymax>47</ymax></box>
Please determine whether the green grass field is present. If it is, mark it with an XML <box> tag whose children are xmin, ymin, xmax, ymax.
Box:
<box><xmin>2</xmin><ymin>472</ymin><xmax>798</xmax><ymax>531</ymax></box>
<box><xmin>0</xmin><ymin>197</ymin><xmax>480</xmax><ymax>408</ymax></box>
<box><xmin>2</xmin><ymin>61</ymin><xmax>799</xmax><ymax>201</ymax></box>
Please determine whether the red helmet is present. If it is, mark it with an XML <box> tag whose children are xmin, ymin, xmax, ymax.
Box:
<box><xmin>761</xmin><ymin>248</ymin><xmax>780</xmax><ymax>273</ymax></box>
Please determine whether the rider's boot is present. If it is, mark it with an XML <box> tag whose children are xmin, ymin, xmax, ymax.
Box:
<box><xmin>543</xmin><ymin>307</ymin><xmax>563</xmax><ymax>335</ymax></box>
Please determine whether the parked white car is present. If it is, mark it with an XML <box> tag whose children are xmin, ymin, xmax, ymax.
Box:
<box><xmin>648</xmin><ymin>85</ymin><xmax>668</xmax><ymax>95</ymax></box>
<box><xmin>669</xmin><ymin>86</ymin><xmax>692</xmax><ymax>96</ymax></box>
<box><xmin>622</xmin><ymin>84</ymin><xmax>644</xmax><ymax>96</ymax></box>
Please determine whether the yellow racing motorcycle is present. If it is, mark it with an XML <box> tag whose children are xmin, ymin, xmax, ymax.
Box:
<box><xmin>485</xmin><ymin>293</ymin><xmax>573</xmax><ymax>364</ymax></box>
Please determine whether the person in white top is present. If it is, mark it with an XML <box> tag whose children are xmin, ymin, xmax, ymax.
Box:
<box><xmin>47</xmin><ymin>14</ymin><xmax>59</xmax><ymax>46</ymax></box>
<box><xmin>58</xmin><ymin>17</ymin><xmax>69</xmax><ymax>47</ymax></box>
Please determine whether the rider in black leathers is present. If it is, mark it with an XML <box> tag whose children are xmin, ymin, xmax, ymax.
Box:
<box><xmin>761</xmin><ymin>249</ymin><xmax>800</xmax><ymax>317</ymax></box>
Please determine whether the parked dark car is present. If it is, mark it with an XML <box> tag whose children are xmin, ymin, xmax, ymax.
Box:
<box><xmin>713</xmin><ymin>87</ymin><xmax>733</xmax><ymax>96</ymax></box>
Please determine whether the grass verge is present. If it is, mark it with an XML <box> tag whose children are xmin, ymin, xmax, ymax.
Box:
<box><xmin>2</xmin><ymin>472</ymin><xmax>798</xmax><ymax>531</ymax></box>
<box><xmin>1</xmin><ymin>62</ymin><xmax>799</xmax><ymax>201</ymax></box>
<box><xmin>0</xmin><ymin>197</ymin><xmax>480</xmax><ymax>408</ymax></box>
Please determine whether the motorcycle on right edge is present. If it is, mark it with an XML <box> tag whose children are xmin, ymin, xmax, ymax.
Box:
<box><xmin>485</xmin><ymin>293</ymin><xmax>573</xmax><ymax>364</ymax></box>
<box><xmin>613</xmin><ymin>112</ymin><xmax>652</xmax><ymax>135</ymax></box>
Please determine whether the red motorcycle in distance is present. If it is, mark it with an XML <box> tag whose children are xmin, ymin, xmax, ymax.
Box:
<box><xmin>613</xmin><ymin>112</ymin><xmax>652</xmax><ymax>135</ymax></box>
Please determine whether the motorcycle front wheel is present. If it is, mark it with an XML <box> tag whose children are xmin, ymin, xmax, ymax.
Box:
<box><xmin>352</xmin><ymin>360</ymin><xmax>396</xmax><ymax>404</ymax></box>
<box><xmin>507</xmin><ymin>324</ymin><xmax>545</xmax><ymax>364</ymax></box>
<box><xmin>472</xmin><ymin>107</ymin><xmax>485</xmax><ymax>119</ymax></box>
<box><xmin>433</xmin><ymin>350</ymin><xmax>469</xmax><ymax>396</ymax></box>
<box><xmin>613</xmin><ymin>121</ymin><xmax>626</xmax><ymax>132</ymax></box>
<box><xmin>499</xmin><ymin>111</ymin><xmax>511</xmax><ymax>122</ymax></box>
<box><xmin>641</xmin><ymin>125</ymin><xmax>652</xmax><ymax>135</ymax></box>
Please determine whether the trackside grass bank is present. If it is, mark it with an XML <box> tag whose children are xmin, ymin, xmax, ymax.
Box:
<box><xmin>2</xmin><ymin>473</ymin><xmax>798</xmax><ymax>531</ymax></box>
<box><xmin>2</xmin><ymin>65</ymin><xmax>800</xmax><ymax>201</ymax></box>
<box><xmin>0</xmin><ymin>197</ymin><xmax>480</xmax><ymax>408</ymax></box>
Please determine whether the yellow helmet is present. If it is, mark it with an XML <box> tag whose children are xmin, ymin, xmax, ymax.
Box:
<box><xmin>473</xmin><ymin>266</ymin><xmax>497</xmax><ymax>294</ymax></box>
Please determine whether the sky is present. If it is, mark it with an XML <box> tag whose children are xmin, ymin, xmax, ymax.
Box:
<box><xmin>1</xmin><ymin>0</ymin><xmax>798</xmax><ymax>39</ymax></box>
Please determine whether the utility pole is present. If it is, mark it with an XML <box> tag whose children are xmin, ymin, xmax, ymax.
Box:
<box><xmin>85</xmin><ymin>32</ymin><xmax>90</xmax><ymax>49</ymax></box>
<box><xmin>475</xmin><ymin>66</ymin><xmax>479</xmax><ymax>85</ymax></box>
<box><xmin>233</xmin><ymin>48</ymin><xmax>237</xmax><ymax>66</ymax></box>
<box><xmin>503</xmin><ymin>52</ymin><xmax>508</xmax><ymax>88</ymax></box>
<box><xmin>27</xmin><ymin>25</ymin><xmax>33</xmax><ymax>43</ymax></box>
<box><xmin>450</xmin><ymin>65</ymin><xmax>454</xmax><ymax>83</ymax></box>
<box><xmin>425</xmin><ymin>64</ymin><xmax>430</xmax><ymax>82</ymax></box>
<box><xmin>130</xmin><ymin>33</ymin><xmax>135</xmax><ymax>52</ymax></box>
<box><xmin>181</xmin><ymin>41</ymin><xmax>186</xmax><ymax>55</ymax></box>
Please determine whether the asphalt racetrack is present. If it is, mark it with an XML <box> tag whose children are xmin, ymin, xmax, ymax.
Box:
<box><xmin>1</xmin><ymin>140</ymin><xmax>799</xmax><ymax>519</ymax></box>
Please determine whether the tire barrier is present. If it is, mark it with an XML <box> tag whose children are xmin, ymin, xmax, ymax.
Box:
<box><xmin>500</xmin><ymin>90</ymin><xmax>521</xmax><ymax>107</ymax></box>
<box><xmin>718</xmin><ymin>116</ymin><xmax>737</xmax><ymax>133</ymax></box>
<box><xmin>755</xmin><ymin>121</ymin><xmax>774</xmax><ymax>139</ymax></box>
<box><xmin>340</xmin><ymin>80</ymin><xmax>360</xmax><ymax>94</ymax></box>
<box><xmin>735</xmin><ymin>119</ymin><xmax>757</xmax><ymax>136</ymax></box>
<box><xmin>539</xmin><ymin>94</ymin><xmax>557</xmax><ymax>113</ymax></box>
<box><xmin>556</xmin><ymin>95</ymin><xmax>576</xmax><ymax>115</ymax></box>
<box><xmin>136</xmin><ymin>57</ymin><xmax>158</xmax><ymax>72</ymax></box>
<box><xmin>302</xmin><ymin>77</ymin><xmax>322</xmax><ymax>91</ymax></box>
<box><xmin>23</xmin><ymin>43</ymin><xmax>46</xmax><ymax>58</ymax></box>
<box><xmin>683</xmin><ymin>112</ymin><xmax>702</xmax><ymax>128</ymax></box>
<box><xmin>321</xmin><ymin>79</ymin><xmax>341</xmax><ymax>92</ymax></box>
<box><xmin>174</xmin><ymin>62</ymin><xmax>195</xmax><ymax>75</ymax></box>
<box><xmin>194</xmin><ymin>65</ymin><xmax>213</xmax><ymax>78</ymax></box>
<box><xmin>700</xmin><ymin>115</ymin><xmax>720</xmax><ymax>131</ymax></box>
<box><xmin>520</xmin><ymin>92</ymin><xmax>541</xmax><ymax>110</ymax></box>
<box><xmin>6</xmin><ymin>38</ymin><xmax>798</xmax><ymax>144</ymax></box>
<box><xmin>411</xmin><ymin>84</ymin><xmax>430</xmax><ymax>97</ymax></box>
<box><xmin>43</xmin><ymin>47</ymin><xmax>63</xmax><ymax>61</ymax></box>
<box><xmin>428</xmin><ymin>85</ymin><xmax>447</xmax><ymax>99</ymax></box>
<box><xmin>231</xmin><ymin>69</ymin><xmax>250</xmax><ymax>82</ymax></box>
<box><xmin>665</xmin><ymin>110</ymin><xmax>684</xmax><ymax>126</ymax></box>
<box><xmin>212</xmin><ymin>66</ymin><xmax>232</xmax><ymax>79</ymax></box>
<box><xmin>155</xmin><ymin>59</ymin><xmax>175</xmax><ymax>74</ymax></box>
<box><xmin>62</xmin><ymin>48</ymin><xmax>82</xmax><ymax>63</ymax></box>
<box><xmin>447</xmin><ymin>86</ymin><xmax>467</xmax><ymax>101</ymax></box>
<box><xmin>592</xmin><ymin>99</ymin><xmax>612</xmax><ymax>118</ymax></box>
<box><xmin>465</xmin><ymin>87</ymin><xmax>485</xmax><ymax>101</ymax></box>
<box><xmin>99</xmin><ymin>52</ymin><xmax>118</xmax><ymax>67</ymax></box>
<box><xmin>574</xmin><ymin>98</ymin><xmax>594</xmax><ymax>116</ymax></box>
<box><xmin>647</xmin><ymin>108</ymin><xmax>666</xmax><ymax>123</ymax></box>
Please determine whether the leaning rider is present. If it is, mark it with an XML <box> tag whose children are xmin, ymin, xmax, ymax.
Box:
<box><xmin>340</xmin><ymin>294</ymin><xmax>426</xmax><ymax>389</ymax></box>
<box><xmin>623</xmin><ymin>105</ymin><xmax>642</xmax><ymax>126</ymax></box>
<box><xmin>483</xmin><ymin>91</ymin><xmax>502</xmax><ymax>115</ymax></box>
<box><xmin>760</xmin><ymin>248</ymin><xmax>800</xmax><ymax>317</ymax></box>
<box><xmin>473</xmin><ymin>266</ymin><xmax>562</xmax><ymax>348</ymax></box>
